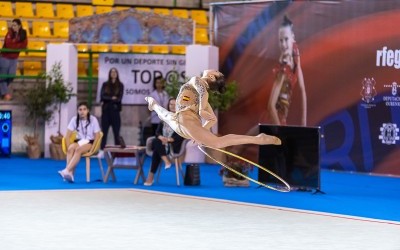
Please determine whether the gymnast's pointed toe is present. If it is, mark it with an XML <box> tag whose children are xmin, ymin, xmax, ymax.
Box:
<box><xmin>272</xmin><ymin>136</ymin><xmax>282</xmax><ymax>145</ymax></box>
<box><xmin>258</xmin><ymin>133</ymin><xmax>281</xmax><ymax>145</ymax></box>
<box><xmin>145</xmin><ymin>96</ymin><xmax>157</xmax><ymax>111</ymax></box>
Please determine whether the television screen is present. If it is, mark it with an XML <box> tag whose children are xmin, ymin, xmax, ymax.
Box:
<box><xmin>258</xmin><ymin>124</ymin><xmax>321</xmax><ymax>190</ymax></box>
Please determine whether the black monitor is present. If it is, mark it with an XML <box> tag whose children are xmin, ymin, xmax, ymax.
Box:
<box><xmin>258</xmin><ymin>124</ymin><xmax>321</xmax><ymax>190</ymax></box>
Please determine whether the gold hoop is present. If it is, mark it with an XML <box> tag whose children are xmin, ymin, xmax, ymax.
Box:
<box><xmin>198</xmin><ymin>145</ymin><xmax>291</xmax><ymax>192</ymax></box>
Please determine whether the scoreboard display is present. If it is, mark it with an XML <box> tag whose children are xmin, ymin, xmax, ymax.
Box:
<box><xmin>0</xmin><ymin>110</ymin><xmax>12</xmax><ymax>156</ymax></box>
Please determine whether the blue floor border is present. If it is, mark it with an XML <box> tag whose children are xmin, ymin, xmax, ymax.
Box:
<box><xmin>1</xmin><ymin>155</ymin><xmax>399</xmax><ymax>222</ymax></box>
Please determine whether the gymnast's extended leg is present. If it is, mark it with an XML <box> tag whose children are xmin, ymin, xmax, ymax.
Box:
<box><xmin>145</xmin><ymin>97</ymin><xmax>179</xmax><ymax>131</ymax></box>
<box><xmin>180</xmin><ymin>118</ymin><xmax>281</xmax><ymax>149</ymax></box>
<box><xmin>145</xmin><ymin>96</ymin><xmax>281</xmax><ymax>148</ymax></box>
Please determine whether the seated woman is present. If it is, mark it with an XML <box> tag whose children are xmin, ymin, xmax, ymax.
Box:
<box><xmin>144</xmin><ymin>98</ymin><xmax>184</xmax><ymax>186</ymax></box>
<box><xmin>58</xmin><ymin>102</ymin><xmax>101</xmax><ymax>183</ymax></box>
<box><xmin>145</xmin><ymin>70</ymin><xmax>281</xmax><ymax>149</ymax></box>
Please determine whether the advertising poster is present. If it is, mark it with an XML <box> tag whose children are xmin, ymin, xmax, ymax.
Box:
<box><xmin>97</xmin><ymin>53</ymin><xmax>186</xmax><ymax>105</ymax></box>
<box><xmin>213</xmin><ymin>1</ymin><xmax>400</xmax><ymax>175</ymax></box>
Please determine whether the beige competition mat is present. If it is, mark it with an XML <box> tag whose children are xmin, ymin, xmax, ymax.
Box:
<box><xmin>0</xmin><ymin>189</ymin><xmax>399</xmax><ymax>250</ymax></box>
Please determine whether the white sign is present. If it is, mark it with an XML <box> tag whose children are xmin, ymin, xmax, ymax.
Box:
<box><xmin>97</xmin><ymin>53</ymin><xmax>186</xmax><ymax>104</ymax></box>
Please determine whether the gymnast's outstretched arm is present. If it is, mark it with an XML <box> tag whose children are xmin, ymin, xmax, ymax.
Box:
<box><xmin>188</xmin><ymin>77</ymin><xmax>218</xmax><ymax>129</ymax></box>
<box><xmin>201</xmin><ymin>102</ymin><xmax>217</xmax><ymax>130</ymax></box>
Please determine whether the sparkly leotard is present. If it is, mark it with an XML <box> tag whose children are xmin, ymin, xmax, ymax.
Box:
<box><xmin>172</xmin><ymin>76</ymin><xmax>209</xmax><ymax>138</ymax></box>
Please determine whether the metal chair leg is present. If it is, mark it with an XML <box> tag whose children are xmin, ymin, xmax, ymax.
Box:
<box><xmin>86</xmin><ymin>157</ymin><xmax>90</xmax><ymax>182</ymax></box>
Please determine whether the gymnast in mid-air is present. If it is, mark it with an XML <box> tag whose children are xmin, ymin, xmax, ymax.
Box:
<box><xmin>145</xmin><ymin>69</ymin><xmax>281</xmax><ymax>149</ymax></box>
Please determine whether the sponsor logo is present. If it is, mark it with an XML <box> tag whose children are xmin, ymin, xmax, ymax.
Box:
<box><xmin>382</xmin><ymin>82</ymin><xmax>400</xmax><ymax>106</ymax></box>
<box><xmin>391</xmin><ymin>82</ymin><xmax>398</xmax><ymax>96</ymax></box>
<box><xmin>376</xmin><ymin>46</ymin><xmax>400</xmax><ymax>69</ymax></box>
<box><xmin>379</xmin><ymin>123</ymin><xmax>399</xmax><ymax>145</ymax></box>
<box><xmin>360</xmin><ymin>78</ymin><xmax>377</xmax><ymax>108</ymax></box>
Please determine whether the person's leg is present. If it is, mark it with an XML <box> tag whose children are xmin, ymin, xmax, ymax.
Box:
<box><xmin>111</xmin><ymin>112</ymin><xmax>121</xmax><ymax>145</ymax></box>
<box><xmin>6</xmin><ymin>59</ymin><xmax>18</xmax><ymax>87</ymax></box>
<box><xmin>66</xmin><ymin>143</ymin><xmax>79</xmax><ymax>165</ymax></box>
<box><xmin>145</xmin><ymin>139</ymin><xmax>162</xmax><ymax>185</ymax></box>
<box><xmin>145</xmin><ymin>154</ymin><xmax>170</xmax><ymax>185</ymax></box>
<box><xmin>58</xmin><ymin>143</ymin><xmax>91</xmax><ymax>182</ymax></box>
<box><xmin>145</xmin><ymin>96</ymin><xmax>280</xmax><ymax>148</ymax></box>
<box><xmin>144</xmin><ymin>172</ymin><xmax>155</xmax><ymax>186</ymax></box>
<box><xmin>65</xmin><ymin>143</ymin><xmax>92</xmax><ymax>172</ymax></box>
<box><xmin>59</xmin><ymin>143</ymin><xmax>78</xmax><ymax>182</ymax></box>
<box><xmin>150</xmin><ymin>152</ymin><xmax>162</xmax><ymax>174</ymax></box>
<box><xmin>231</xmin><ymin>124</ymin><xmax>259</xmax><ymax>154</ymax></box>
<box><xmin>145</xmin><ymin>138</ymin><xmax>171</xmax><ymax>185</ymax></box>
<box><xmin>151</xmin><ymin>138</ymin><xmax>171</xmax><ymax>170</ymax></box>
<box><xmin>151</xmin><ymin>123</ymin><xmax>158</xmax><ymax>136</ymax></box>
<box><xmin>0</xmin><ymin>81</ymin><xmax>7</xmax><ymax>98</ymax></box>
<box><xmin>180</xmin><ymin>117</ymin><xmax>281</xmax><ymax>149</ymax></box>
<box><xmin>0</xmin><ymin>57</ymin><xmax>9</xmax><ymax>97</ymax></box>
<box><xmin>1</xmin><ymin>58</ymin><xmax>17</xmax><ymax>100</ymax></box>
<box><xmin>100</xmin><ymin>112</ymin><xmax>111</xmax><ymax>149</ymax></box>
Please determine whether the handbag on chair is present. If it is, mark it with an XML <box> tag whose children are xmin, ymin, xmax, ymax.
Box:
<box><xmin>184</xmin><ymin>164</ymin><xmax>200</xmax><ymax>186</ymax></box>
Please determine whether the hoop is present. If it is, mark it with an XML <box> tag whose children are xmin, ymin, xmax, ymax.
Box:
<box><xmin>198</xmin><ymin>145</ymin><xmax>291</xmax><ymax>192</ymax></box>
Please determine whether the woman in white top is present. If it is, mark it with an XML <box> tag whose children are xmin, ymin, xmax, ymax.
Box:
<box><xmin>149</xmin><ymin>76</ymin><xmax>169</xmax><ymax>134</ymax></box>
<box><xmin>58</xmin><ymin>102</ymin><xmax>101</xmax><ymax>183</ymax></box>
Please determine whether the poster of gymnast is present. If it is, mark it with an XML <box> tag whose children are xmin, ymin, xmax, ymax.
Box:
<box><xmin>213</xmin><ymin>0</ymin><xmax>400</xmax><ymax>175</ymax></box>
<box><xmin>97</xmin><ymin>53</ymin><xmax>186</xmax><ymax>104</ymax></box>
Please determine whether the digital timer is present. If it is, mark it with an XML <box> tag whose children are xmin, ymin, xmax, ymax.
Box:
<box><xmin>0</xmin><ymin>111</ymin><xmax>12</xmax><ymax>120</ymax></box>
<box><xmin>0</xmin><ymin>110</ymin><xmax>12</xmax><ymax>156</ymax></box>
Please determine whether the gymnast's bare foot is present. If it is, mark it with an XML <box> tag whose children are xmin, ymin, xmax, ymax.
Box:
<box><xmin>257</xmin><ymin>133</ymin><xmax>281</xmax><ymax>145</ymax></box>
<box><xmin>144</xmin><ymin>96</ymin><xmax>157</xmax><ymax>111</ymax></box>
